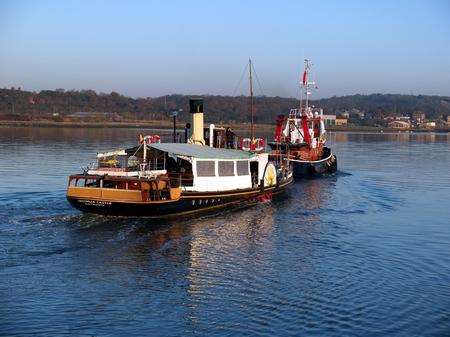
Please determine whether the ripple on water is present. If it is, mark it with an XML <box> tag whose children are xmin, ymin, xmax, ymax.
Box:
<box><xmin>1</xmin><ymin>130</ymin><xmax>450</xmax><ymax>337</ymax></box>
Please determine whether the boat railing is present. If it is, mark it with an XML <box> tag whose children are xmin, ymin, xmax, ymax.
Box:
<box><xmin>68</xmin><ymin>174</ymin><xmax>181</xmax><ymax>202</ymax></box>
<box><xmin>139</xmin><ymin>161</ymin><xmax>165</xmax><ymax>172</ymax></box>
<box><xmin>289</xmin><ymin>109</ymin><xmax>300</xmax><ymax>119</ymax></box>
<box><xmin>168</xmin><ymin>173</ymin><xmax>193</xmax><ymax>187</ymax></box>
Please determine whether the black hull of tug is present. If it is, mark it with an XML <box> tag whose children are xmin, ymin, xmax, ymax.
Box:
<box><xmin>269</xmin><ymin>143</ymin><xmax>337</xmax><ymax>178</ymax></box>
<box><xmin>292</xmin><ymin>154</ymin><xmax>337</xmax><ymax>178</ymax></box>
<box><xmin>67</xmin><ymin>179</ymin><xmax>292</xmax><ymax>218</ymax></box>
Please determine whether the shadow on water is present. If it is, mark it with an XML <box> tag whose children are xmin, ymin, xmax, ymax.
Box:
<box><xmin>292</xmin><ymin>170</ymin><xmax>352</xmax><ymax>184</ymax></box>
<box><xmin>334</xmin><ymin>170</ymin><xmax>352</xmax><ymax>177</ymax></box>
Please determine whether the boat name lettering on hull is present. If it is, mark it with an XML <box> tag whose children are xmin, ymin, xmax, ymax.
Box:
<box><xmin>80</xmin><ymin>200</ymin><xmax>112</xmax><ymax>207</ymax></box>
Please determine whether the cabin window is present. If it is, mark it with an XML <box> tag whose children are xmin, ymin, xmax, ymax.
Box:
<box><xmin>236</xmin><ymin>160</ymin><xmax>249</xmax><ymax>176</ymax></box>
<box><xmin>218</xmin><ymin>161</ymin><xmax>234</xmax><ymax>176</ymax></box>
<box><xmin>84</xmin><ymin>179</ymin><xmax>99</xmax><ymax>187</ymax></box>
<box><xmin>196</xmin><ymin>161</ymin><xmax>216</xmax><ymax>177</ymax></box>
<box><xmin>102</xmin><ymin>180</ymin><xmax>117</xmax><ymax>188</ymax></box>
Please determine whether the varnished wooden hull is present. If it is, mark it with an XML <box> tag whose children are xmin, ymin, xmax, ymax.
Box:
<box><xmin>67</xmin><ymin>178</ymin><xmax>293</xmax><ymax>218</ymax></box>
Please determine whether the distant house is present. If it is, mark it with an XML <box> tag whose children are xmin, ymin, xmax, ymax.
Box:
<box><xmin>350</xmin><ymin>108</ymin><xmax>365</xmax><ymax>119</ymax></box>
<box><xmin>68</xmin><ymin>111</ymin><xmax>92</xmax><ymax>118</ymax></box>
<box><xmin>388</xmin><ymin>120</ymin><xmax>410</xmax><ymax>129</ymax></box>
<box><xmin>412</xmin><ymin>111</ymin><xmax>426</xmax><ymax>124</ymax></box>
<box><xmin>323</xmin><ymin>114</ymin><xmax>336</xmax><ymax>126</ymax></box>
<box><xmin>335</xmin><ymin>117</ymin><xmax>348</xmax><ymax>126</ymax></box>
<box><xmin>395</xmin><ymin>116</ymin><xmax>410</xmax><ymax>122</ymax></box>
<box><xmin>68</xmin><ymin>111</ymin><xmax>110</xmax><ymax>118</ymax></box>
<box><xmin>422</xmin><ymin>121</ymin><xmax>436</xmax><ymax>128</ymax></box>
<box><xmin>322</xmin><ymin>114</ymin><xmax>347</xmax><ymax>126</ymax></box>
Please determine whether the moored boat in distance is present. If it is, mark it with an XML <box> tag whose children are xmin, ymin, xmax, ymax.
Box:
<box><xmin>269</xmin><ymin>59</ymin><xmax>337</xmax><ymax>178</ymax></box>
<box><xmin>66</xmin><ymin>98</ymin><xmax>293</xmax><ymax>218</ymax></box>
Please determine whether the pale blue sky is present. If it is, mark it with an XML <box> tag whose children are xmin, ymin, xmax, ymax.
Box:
<box><xmin>1</xmin><ymin>0</ymin><xmax>449</xmax><ymax>98</ymax></box>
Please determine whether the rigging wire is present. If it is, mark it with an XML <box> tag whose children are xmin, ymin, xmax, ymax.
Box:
<box><xmin>232</xmin><ymin>62</ymin><xmax>249</xmax><ymax>96</ymax></box>
<box><xmin>232</xmin><ymin>60</ymin><xmax>265</xmax><ymax>96</ymax></box>
<box><xmin>131</xmin><ymin>143</ymin><xmax>143</xmax><ymax>157</ymax></box>
<box><xmin>251</xmin><ymin>62</ymin><xmax>265</xmax><ymax>97</ymax></box>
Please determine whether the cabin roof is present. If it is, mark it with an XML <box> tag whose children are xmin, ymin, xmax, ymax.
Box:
<box><xmin>150</xmin><ymin>143</ymin><xmax>254</xmax><ymax>160</ymax></box>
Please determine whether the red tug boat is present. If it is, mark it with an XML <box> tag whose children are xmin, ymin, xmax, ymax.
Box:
<box><xmin>269</xmin><ymin>59</ymin><xmax>337</xmax><ymax>178</ymax></box>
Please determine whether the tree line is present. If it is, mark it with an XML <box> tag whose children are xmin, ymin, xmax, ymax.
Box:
<box><xmin>1</xmin><ymin>88</ymin><xmax>449</xmax><ymax>123</ymax></box>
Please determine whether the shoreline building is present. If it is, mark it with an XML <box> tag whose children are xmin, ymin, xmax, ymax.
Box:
<box><xmin>323</xmin><ymin>115</ymin><xmax>336</xmax><ymax>126</ymax></box>
<box><xmin>388</xmin><ymin>120</ymin><xmax>410</xmax><ymax>129</ymax></box>
<box><xmin>412</xmin><ymin>111</ymin><xmax>426</xmax><ymax>125</ymax></box>
<box><xmin>323</xmin><ymin>114</ymin><xmax>348</xmax><ymax>126</ymax></box>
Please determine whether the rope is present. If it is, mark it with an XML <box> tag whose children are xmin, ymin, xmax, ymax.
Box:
<box><xmin>252</xmin><ymin>63</ymin><xmax>265</xmax><ymax>96</ymax></box>
<box><xmin>131</xmin><ymin>143</ymin><xmax>143</xmax><ymax>157</ymax></box>
<box><xmin>232</xmin><ymin>62</ymin><xmax>249</xmax><ymax>96</ymax></box>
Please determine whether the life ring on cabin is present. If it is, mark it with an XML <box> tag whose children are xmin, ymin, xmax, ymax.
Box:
<box><xmin>139</xmin><ymin>134</ymin><xmax>161</xmax><ymax>145</ymax></box>
<box><xmin>239</xmin><ymin>138</ymin><xmax>265</xmax><ymax>152</ymax></box>
<box><xmin>253</xmin><ymin>138</ymin><xmax>265</xmax><ymax>152</ymax></box>
<box><xmin>263</xmin><ymin>162</ymin><xmax>277</xmax><ymax>187</ymax></box>
<box><xmin>239</xmin><ymin>138</ymin><xmax>251</xmax><ymax>151</ymax></box>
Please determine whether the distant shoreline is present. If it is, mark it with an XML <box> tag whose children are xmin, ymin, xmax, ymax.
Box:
<box><xmin>0</xmin><ymin>120</ymin><xmax>448</xmax><ymax>133</ymax></box>
<box><xmin>0</xmin><ymin>120</ymin><xmax>274</xmax><ymax>132</ymax></box>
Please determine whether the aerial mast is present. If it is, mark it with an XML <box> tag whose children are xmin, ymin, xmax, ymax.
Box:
<box><xmin>303</xmin><ymin>59</ymin><xmax>311</xmax><ymax>116</ymax></box>
<box><xmin>249</xmin><ymin>58</ymin><xmax>255</xmax><ymax>140</ymax></box>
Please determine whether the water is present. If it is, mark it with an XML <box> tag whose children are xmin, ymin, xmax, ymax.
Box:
<box><xmin>1</xmin><ymin>127</ymin><xmax>449</xmax><ymax>336</ymax></box>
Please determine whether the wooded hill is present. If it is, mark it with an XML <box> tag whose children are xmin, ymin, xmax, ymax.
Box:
<box><xmin>1</xmin><ymin>88</ymin><xmax>449</xmax><ymax>124</ymax></box>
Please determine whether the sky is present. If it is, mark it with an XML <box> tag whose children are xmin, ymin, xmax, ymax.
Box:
<box><xmin>0</xmin><ymin>0</ymin><xmax>449</xmax><ymax>98</ymax></box>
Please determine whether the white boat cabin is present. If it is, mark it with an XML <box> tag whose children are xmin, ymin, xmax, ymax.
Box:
<box><xmin>88</xmin><ymin>143</ymin><xmax>270</xmax><ymax>193</ymax></box>
<box><xmin>151</xmin><ymin>143</ymin><xmax>268</xmax><ymax>192</ymax></box>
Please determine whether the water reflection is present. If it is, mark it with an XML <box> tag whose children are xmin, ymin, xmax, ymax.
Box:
<box><xmin>64</xmin><ymin>203</ymin><xmax>278</xmax><ymax>284</ymax></box>
<box><xmin>2</xmin><ymin>127</ymin><xmax>450</xmax><ymax>336</ymax></box>
<box><xmin>0</xmin><ymin>126</ymin><xmax>176</xmax><ymax>147</ymax></box>
<box><xmin>2</xmin><ymin>126</ymin><xmax>448</xmax><ymax>145</ymax></box>
<box><xmin>327</xmin><ymin>131</ymin><xmax>448</xmax><ymax>144</ymax></box>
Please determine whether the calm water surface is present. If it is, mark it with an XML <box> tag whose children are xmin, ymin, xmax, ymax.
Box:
<box><xmin>0</xmin><ymin>127</ymin><xmax>449</xmax><ymax>336</ymax></box>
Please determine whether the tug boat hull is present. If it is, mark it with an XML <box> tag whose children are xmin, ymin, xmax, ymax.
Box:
<box><xmin>269</xmin><ymin>143</ymin><xmax>337</xmax><ymax>178</ymax></box>
<box><xmin>291</xmin><ymin>153</ymin><xmax>337</xmax><ymax>178</ymax></box>
<box><xmin>67</xmin><ymin>178</ymin><xmax>292</xmax><ymax>218</ymax></box>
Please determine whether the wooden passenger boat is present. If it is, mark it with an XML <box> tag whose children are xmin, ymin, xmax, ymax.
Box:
<box><xmin>67</xmin><ymin>143</ymin><xmax>293</xmax><ymax>218</ymax></box>
<box><xmin>67</xmin><ymin>97</ymin><xmax>293</xmax><ymax>218</ymax></box>
<box><xmin>269</xmin><ymin>59</ymin><xmax>337</xmax><ymax>178</ymax></box>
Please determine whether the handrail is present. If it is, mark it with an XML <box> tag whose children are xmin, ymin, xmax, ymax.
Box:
<box><xmin>69</xmin><ymin>174</ymin><xmax>172</xmax><ymax>182</ymax></box>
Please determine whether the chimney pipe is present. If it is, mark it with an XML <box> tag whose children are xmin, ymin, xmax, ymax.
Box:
<box><xmin>189</xmin><ymin>98</ymin><xmax>204</xmax><ymax>145</ymax></box>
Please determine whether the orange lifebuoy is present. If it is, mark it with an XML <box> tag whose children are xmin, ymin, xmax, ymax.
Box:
<box><xmin>149</xmin><ymin>135</ymin><xmax>161</xmax><ymax>144</ymax></box>
<box><xmin>251</xmin><ymin>138</ymin><xmax>265</xmax><ymax>152</ymax></box>
<box><xmin>141</xmin><ymin>135</ymin><xmax>161</xmax><ymax>144</ymax></box>
<box><xmin>239</xmin><ymin>137</ymin><xmax>265</xmax><ymax>152</ymax></box>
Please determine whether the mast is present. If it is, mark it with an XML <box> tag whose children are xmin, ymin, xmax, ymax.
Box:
<box><xmin>303</xmin><ymin>59</ymin><xmax>311</xmax><ymax>116</ymax></box>
<box><xmin>249</xmin><ymin>58</ymin><xmax>254</xmax><ymax>140</ymax></box>
<box><xmin>299</xmin><ymin>59</ymin><xmax>313</xmax><ymax>145</ymax></box>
